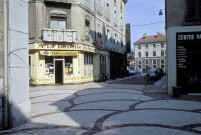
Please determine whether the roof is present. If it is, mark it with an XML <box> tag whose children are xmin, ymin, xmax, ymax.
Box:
<box><xmin>134</xmin><ymin>33</ymin><xmax>166</xmax><ymax>44</ymax></box>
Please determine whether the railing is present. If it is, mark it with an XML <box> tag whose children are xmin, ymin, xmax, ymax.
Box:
<box><xmin>42</xmin><ymin>28</ymin><xmax>77</xmax><ymax>43</ymax></box>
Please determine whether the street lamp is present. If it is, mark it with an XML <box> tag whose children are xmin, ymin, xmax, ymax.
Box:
<box><xmin>159</xmin><ymin>9</ymin><xmax>165</xmax><ymax>16</ymax></box>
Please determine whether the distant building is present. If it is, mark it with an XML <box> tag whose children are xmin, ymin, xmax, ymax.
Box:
<box><xmin>127</xmin><ymin>52</ymin><xmax>135</xmax><ymax>69</ymax></box>
<box><xmin>134</xmin><ymin>33</ymin><xmax>166</xmax><ymax>72</ymax></box>
<box><xmin>166</xmin><ymin>0</ymin><xmax>201</xmax><ymax>95</ymax></box>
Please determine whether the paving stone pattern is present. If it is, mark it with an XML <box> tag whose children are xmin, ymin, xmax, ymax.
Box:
<box><xmin>0</xmin><ymin>88</ymin><xmax>201</xmax><ymax>135</ymax></box>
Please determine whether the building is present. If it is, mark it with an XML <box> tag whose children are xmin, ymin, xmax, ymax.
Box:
<box><xmin>134</xmin><ymin>33</ymin><xmax>166</xmax><ymax>72</ymax></box>
<box><xmin>0</xmin><ymin>0</ymin><xmax>30</xmax><ymax>129</ymax></box>
<box><xmin>127</xmin><ymin>52</ymin><xmax>135</xmax><ymax>69</ymax></box>
<box><xmin>166</xmin><ymin>0</ymin><xmax>201</xmax><ymax>95</ymax></box>
<box><xmin>29</xmin><ymin>0</ymin><xmax>127</xmax><ymax>85</ymax></box>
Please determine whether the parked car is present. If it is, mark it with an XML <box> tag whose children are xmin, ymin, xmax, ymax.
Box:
<box><xmin>147</xmin><ymin>69</ymin><xmax>157</xmax><ymax>79</ymax></box>
<box><xmin>127</xmin><ymin>69</ymin><xmax>135</xmax><ymax>75</ymax></box>
<box><xmin>135</xmin><ymin>70</ymin><xmax>142</xmax><ymax>74</ymax></box>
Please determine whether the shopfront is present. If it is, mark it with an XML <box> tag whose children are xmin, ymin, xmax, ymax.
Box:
<box><xmin>29</xmin><ymin>43</ymin><xmax>96</xmax><ymax>85</ymax></box>
<box><xmin>176</xmin><ymin>32</ymin><xmax>201</xmax><ymax>93</ymax></box>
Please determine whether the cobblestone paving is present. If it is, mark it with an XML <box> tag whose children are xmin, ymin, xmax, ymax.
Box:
<box><xmin>0</xmin><ymin>88</ymin><xmax>201</xmax><ymax>135</ymax></box>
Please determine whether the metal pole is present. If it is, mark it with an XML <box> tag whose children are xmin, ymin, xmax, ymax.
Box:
<box><xmin>3</xmin><ymin>0</ymin><xmax>10</xmax><ymax>129</ymax></box>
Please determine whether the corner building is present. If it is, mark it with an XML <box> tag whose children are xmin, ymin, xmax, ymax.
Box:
<box><xmin>29</xmin><ymin>0</ymin><xmax>127</xmax><ymax>85</ymax></box>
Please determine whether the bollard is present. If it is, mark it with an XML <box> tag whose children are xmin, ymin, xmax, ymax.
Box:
<box><xmin>144</xmin><ymin>73</ymin><xmax>150</xmax><ymax>89</ymax></box>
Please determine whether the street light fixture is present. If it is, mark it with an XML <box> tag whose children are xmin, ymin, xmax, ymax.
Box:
<box><xmin>159</xmin><ymin>9</ymin><xmax>165</xmax><ymax>16</ymax></box>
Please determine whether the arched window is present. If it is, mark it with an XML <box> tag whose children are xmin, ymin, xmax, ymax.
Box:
<box><xmin>161</xmin><ymin>50</ymin><xmax>164</xmax><ymax>56</ymax></box>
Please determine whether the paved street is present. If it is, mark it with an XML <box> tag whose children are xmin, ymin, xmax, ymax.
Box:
<box><xmin>0</xmin><ymin>76</ymin><xmax>201</xmax><ymax>135</ymax></box>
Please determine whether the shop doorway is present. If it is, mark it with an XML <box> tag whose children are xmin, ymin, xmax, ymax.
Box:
<box><xmin>55</xmin><ymin>60</ymin><xmax>63</xmax><ymax>84</ymax></box>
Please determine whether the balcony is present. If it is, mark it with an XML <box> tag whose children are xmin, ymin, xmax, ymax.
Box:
<box><xmin>42</xmin><ymin>29</ymin><xmax>77</xmax><ymax>43</ymax></box>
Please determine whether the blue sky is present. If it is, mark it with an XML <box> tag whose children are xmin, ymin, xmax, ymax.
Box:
<box><xmin>126</xmin><ymin>0</ymin><xmax>165</xmax><ymax>51</ymax></box>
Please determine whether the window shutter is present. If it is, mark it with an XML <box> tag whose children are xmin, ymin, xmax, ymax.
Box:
<box><xmin>105</xmin><ymin>1</ymin><xmax>107</xmax><ymax>17</ymax></box>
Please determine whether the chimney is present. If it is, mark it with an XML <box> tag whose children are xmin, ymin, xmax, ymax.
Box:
<box><xmin>143</xmin><ymin>33</ymin><xmax>147</xmax><ymax>39</ymax></box>
<box><xmin>156</xmin><ymin>32</ymin><xmax>160</xmax><ymax>38</ymax></box>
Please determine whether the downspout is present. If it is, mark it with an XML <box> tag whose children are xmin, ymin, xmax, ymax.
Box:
<box><xmin>3</xmin><ymin>0</ymin><xmax>10</xmax><ymax>129</ymax></box>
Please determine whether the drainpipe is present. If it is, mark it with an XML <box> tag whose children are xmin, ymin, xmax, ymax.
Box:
<box><xmin>3</xmin><ymin>0</ymin><xmax>10</xmax><ymax>129</ymax></box>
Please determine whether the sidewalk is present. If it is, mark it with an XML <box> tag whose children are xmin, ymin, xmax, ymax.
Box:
<box><xmin>30</xmin><ymin>75</ymin><xmax>167</xmax><ymax>93</ymax></box>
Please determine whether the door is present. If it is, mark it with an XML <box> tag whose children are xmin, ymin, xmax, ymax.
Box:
<box><xmin>55</xmin><ymin>60</ymin><xmax>63</xmax><ymax>84</ymax></box>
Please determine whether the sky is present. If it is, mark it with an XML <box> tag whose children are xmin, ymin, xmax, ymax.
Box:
<box><xmin>126</xmin><ymin>0</ymin><xmax>165</xmax><ymax>51</ymax></box>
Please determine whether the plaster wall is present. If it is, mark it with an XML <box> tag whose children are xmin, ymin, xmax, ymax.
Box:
<box><xmin>7</xmin><ymin>0</ymin><xmax>31</xmax><ymax>127</ymax></box>
<box><xmin>167</xmin><ymin>26</ymin><xmax>201</xmax><ymax>95</ymax></box>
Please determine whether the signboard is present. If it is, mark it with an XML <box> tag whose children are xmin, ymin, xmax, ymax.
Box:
<box><xmin>96</xmin><ymin>40</ymin><xmax>103</xmax><ymax>45</ymax></box>
<box><xmin>40</xmin><ymin>51</ymin><xmax>79</xmax><ymax>56</ymax></box>
<box><xmin>176</xmin><ymin>32</ymin><xmax>201</xmax><ymax>93</ymax></box>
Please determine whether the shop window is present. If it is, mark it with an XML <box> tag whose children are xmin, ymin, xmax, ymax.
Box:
<box><xmin>64</xmin><ymin>56</ymin><xmax>73</xmax><ymax>77</ymax></box>
<box><xmin>100</xmin><ymin>55</ymin><xmax>106</xmax><ymax>74</ymax></box>
<box><xmin>84</xmin><ymin>53</ymin><xmax>93</xmax><ymax>76</ymax></box>
<box><xmin>45</xmin><ymin>56</ymin><xmax>54</xmax><ymax>78</ymax></box>
<box><xmin>50</xmin><ymin>17</ymin><xmax>66</xmax><ymax>30</ymax></box>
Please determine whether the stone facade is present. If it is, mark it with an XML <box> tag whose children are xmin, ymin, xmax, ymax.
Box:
<box><xmin>134</xmin><ymin>33</ymin><xmax>166</xmax><ymax>72</ymax></box>
<box><xmin>166</xmin><ymin>0</ymin><xmax>201</xmax><ymax>95</ymax></box>
<box><xmin>29</xmin><ymin>0</ymin><xmax>127</xmax><ymax>84</ymax></box>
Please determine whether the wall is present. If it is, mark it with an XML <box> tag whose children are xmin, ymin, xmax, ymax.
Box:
<box><xmin>166</xmin><ymin>0</ymin><xmax>186</xmax><ymax>27</ymax></box>
<box><xmin>7</xmin><ymin>0</ymin><xmax>31</xmax><ymax>128</ymax></box>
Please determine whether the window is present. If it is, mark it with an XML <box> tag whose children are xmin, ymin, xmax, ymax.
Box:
<box><xmin>121</xmin><ymin>37</ymin><xmax>123</xmax><ymax>48</ymax></box>
<box><xmin>84</xmin><ymin>53</ymin><xmax>93</xmax><ymax>76</ymax></box>
<box><xmin>50</xmin><ymin>18</ymin><xmax>66</xmax><ymax>29</ymax></box>
<box><xmin>45</xmin><ymin>56</ymin><xmax>54</xmax><ymax>77</ymax></box>
<box><xmin>153</xmin><ymin>60</ymin><xmax>157</xmax><ymax>69</ymax></box>
<box><xmin>153</xmin><ymin>44</ymin><xmax>156</xmax><ymax>49</ymax></box>
<box><xmin>65</xmin><ymin>57</ymin><xmax>73</xmax><ymax>77</ymax></box>
<box><xmin>161</xmin><ymin>43</ymin><xmax>164</xmax><ymax>48</ymax></box>
<box><xmin>138</xmin><ymin>45</ymin><xmax>141</xmax><ymax>50</ymax></box>
<box><xmin>146</xmin><ymin>45</ymin><xmax>148</xmax><ymax>49</ymax></box>
<box><xmin>138</xmin><ymin>61</ymin><xmax>141</xmax><ymax>69</ymax></box>
<box><xmin>114</xmin><ymin>0</ymin><xmax>116</xmax><ymax>4</ymax></box>
<box><xmin>186</xmin><ymin>0</ymin><xmax>201</xmax><ymax>21</ymax></box>
<box><xmin>145</xmin><ymin>52</ymin><xmax>148</xmax><ymax>57</ymax></box>
<box><xmin>161</xmin><ymin>50</ymin><xmax>164</xmax><ymax>56</ymax></box>
<box><xmin>120</xmin><ymin>1</ymin><xmax>123</xmax><ymax>10</ymax></box>
<box><xmin>138</xmin><ymin>52</ymin><xmax>141</xmax><ymax>57</ymax></box>
<box><xmin>153</xmin><ymin>51</ymin><xmax>156</xmax><ymax>56</ymax></box>
<box><xmin>161</xmin><ymin>60</ymin><xmax>165</xmax><ymax>69</ymax></box>
<box><xmin>100</xmin><ymin>55</ymin><xmax>106</xmax><ymax>74</ymax></box>
<box><xmin>85</xmin><ymin>20</ymin><xmax>90</xmax><ymax>41</ymax></box>
<box><xmin>97</xmin><ymin>24</ymin><xmax>102</xmax><ymax>39</ymax></box>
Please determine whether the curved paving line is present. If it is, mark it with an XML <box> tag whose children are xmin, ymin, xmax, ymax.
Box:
<box><xmin>81</xmin><ymin>123</ymin><xmax>201</xmax><ymax>135</ymax></box>
<box><xmin>0</xmin><ymin>125</ymin><xmax>91</xmax><ymax>135</ymax></box>
<box><xmin>76</xmin><ymin>92</ymin><xmax>143</xmax><ymax>97</ymax></box>
<box><xmin>31</xmin><ymin>99</ymin><xmax>70</xmax><ymax>104</ymax></box>
<box><xmin>30</xmin><ymin>93</ymin><xmax>75</xmax><ymax>99</ymax></box>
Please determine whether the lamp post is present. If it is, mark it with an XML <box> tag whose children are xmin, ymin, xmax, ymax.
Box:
<box><xmin>159</xmin><ymin>9</ymin><xmax>165</xmax><ymax>16</ymax></box>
